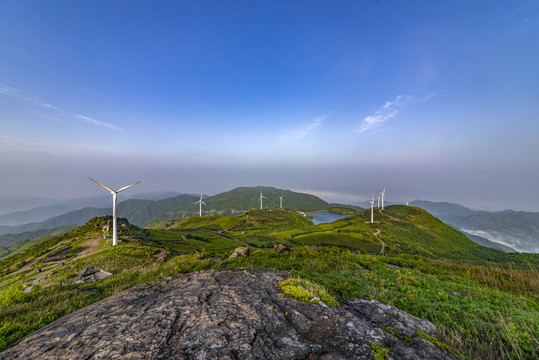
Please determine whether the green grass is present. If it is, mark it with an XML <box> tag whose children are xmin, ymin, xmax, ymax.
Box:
<box><xmin>323</xmin><ymin>206</ymin><xmax>358</xmax><ymax>215</ymax></box>
<box><xmin>146</xmin><ymin>228</ymin><xmax>242</xmax><ymax>257</ymax></box>
<box><xmin>168</xmin><ymin>215</ymin><xmax>243</xmax><ymax>230</ymax></box>
<box><xmin>293</xmin><ymin>231</ymin><xmax>381</xmax><ymax>252</ymax></box>
<box><xmin>2</xmin><ymin>246</ymin><xmax>537</xmax><ymax>358</ymax></box>
<box><xmin>1</xmin><ymin>213</ymin><xmax>538</xmax><ymax>359</ymax></box>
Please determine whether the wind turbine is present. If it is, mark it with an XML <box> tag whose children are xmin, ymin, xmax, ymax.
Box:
<box><xmin>88</xmin><ymin>177</ymin><xmax>140</xmax><ymax>246</ymax></box>
<box><xmin>377</xmin><ymin>195</ymin><xmax>380</xmax><ymax>208</ymax></box>
<box><xmin>258</xmin><ymin>190</ymin><xmax>267</xmax><ymax>209</ymax></box>
<box><xmin>405</xmin><ymin>201</ymin><xmax>409</xmax><ymax>206</ymax></box>
<box><xmin>194</xmin><ymin>194</ymin><xmax>206</xmax><ymax>217</ymax></box>
<box><xmin>279</xmin><ymin>195</ymin><xmax>283</xmax><ymax>208</ymax></box>
<box><xmin>370</xmin><ymin>195</ymin><xmax>374</xmax><ymax>223</ymax></box>
<box><xmin>380</xmin><ymin>189</ymin><xmax>386</xmax><ymax>210</ymax></box>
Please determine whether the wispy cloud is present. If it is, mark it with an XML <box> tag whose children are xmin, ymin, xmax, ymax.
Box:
<box><xmin>72</xmin><ymin>114</ymin><xmax>123</xmax><ymax>132</ymax></box>
<box><xmin>357</xmin><ymin>95</ymin><xmax>411</xmax><ymax>133</ymax></box>
<box><xmin>176</xmin><ymin>139</ymin><xmax>203</xmax><ymax>150</ymax></box>
<box><xmin>0</xmin><ymin>84</ymin><xmax>123</xmax><ymax>132</ymax></box>
<box><xmin>277</xmin><ymin>112</ymin><xmax>333</xmax><ymax>145</ymax></box>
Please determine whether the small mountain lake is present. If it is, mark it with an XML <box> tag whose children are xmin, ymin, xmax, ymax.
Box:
<box><xmin>309</xmin><ymin>211</ymin><xmax>348</xmax><ymax>225</ymax></box>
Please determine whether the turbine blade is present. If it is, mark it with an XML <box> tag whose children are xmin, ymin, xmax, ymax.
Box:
<box><xmin>202</xmin><ymin>201</ymin><xmax>206</xmax><ymax>205</ymax></box>
<box><xmin>88</xmin><ymin>177</ymin><xmax>115</xmax><ymax>193</ymax></box>
<box><xmin>117</xmin><ymin>181</ymin><xmax>141</xmax><ymax>193</ymax></box>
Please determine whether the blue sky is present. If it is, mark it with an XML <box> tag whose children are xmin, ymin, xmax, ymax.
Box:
<box><xmin>1</xmin><ymin>1</ymin><xmax>538</xmax><ymax>211</ymax></box>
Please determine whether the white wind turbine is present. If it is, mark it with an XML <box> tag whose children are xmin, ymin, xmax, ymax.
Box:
<box><xmin>279</xmin><ymin>195</ymin><xmax>283</xmax><ymax>208</ymax></box>
<box><xmin>370</xmin><ymin>195</ymin><xmax>374</xmax><ymax>223</ymax></box>
<box><xmin>194</xmin><ymin>194</ymin><xmax>206</xmax><ymax>217</ymax></box>
<box><xmin>88</xmin><ymin>177</ymin><xmax>140</xmax><ymax>246</ymax></box>
<box><xmin>405</xmin><ymin>201</ymin><xmax>409</xmax><ymax>206</ymax></box>
<box><xmin>380</xmin><ymin>188</ymin><xmax>386</xmax><ymax>210</ymax></box>
<box><xmin>258</xmin><ymin>190</ymin><xmax>267</xmax><ymax>209</ymax></box>
<box><xmin>377</xmin><ymin>195</ymin><xmax>380</xmax><ymax>208</ymax></box>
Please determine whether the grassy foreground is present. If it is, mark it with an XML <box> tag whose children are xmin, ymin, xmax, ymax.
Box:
<box><xmin>1</xmin><ymin>244</ymin><xmax>537</xmax><ymax>359</ymax></box>
<box><xmin>1</xmin><ymin>209</ymin><xmax>538</xmax><ymax>359</ymax></box>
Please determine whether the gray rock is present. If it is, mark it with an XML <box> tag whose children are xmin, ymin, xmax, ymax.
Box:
<box><xmin>274</xmin><ymin>244</ymin><xmax>291</xmax><ymax>253</ymax></box>
<box><xmin>229</xmin><ymin>247</ymin><xmax>249</xmax><ymax>259</ymax></box>
<box><xmin>341</xmin><ymin>298</ymin><xmax>437</xmax><ymax>337</ymax></box>
<box><xmin>1</xmin><ymin>268</ymin><xmax>454</xmax><ymax>360</ymax></box>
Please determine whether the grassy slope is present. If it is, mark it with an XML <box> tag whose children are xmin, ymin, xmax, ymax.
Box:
<box><xmin>1</xmin><ymin>211</ymin><xmax>538</xmax><ymax>359</ymax></box>
<box><xmin>0</xmin><ymin>225</ymin><xmax>77</xmax><ymax>260</ymax></box>
<box><xmin>205</xmin><ymin>186</ymin><xmax>329</xmax><ymax>212</ymax></box>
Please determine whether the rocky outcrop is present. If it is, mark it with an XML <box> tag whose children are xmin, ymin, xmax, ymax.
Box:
<box><xmin>274</xmin><ymin>244</ymin><xmax>291</xmax><ymax>254</ymax></box>
<box><xmin>229</xmin><ymin>247</ymin><xmax>250</xmax><ymax>259</ymax></box>
<box><xmin>1</xmin><ymin>268</ymin><xmax>453</xmax><ymax>360</ymax></box>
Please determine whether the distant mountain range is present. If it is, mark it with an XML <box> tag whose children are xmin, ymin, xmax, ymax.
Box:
<box><xmin>2</xmin><ymin>190</ymin><xmax>537</xmax><ymax>254</ymax></box>
<box><xmin>410</xmin><ymin>200</ymin><xmax>539</xmax><ymax>253</ymax></box>
<box><xmin>0</xmin><ymin>191</ymin><xmax>183</xmax><ymax>226</ymax></box>
<box><xmin>0</xmin><ymin>187</ymin><xmax>341</xmax><ymax>238</ymax></box>
<box><xmin>0</xmin><ymin>195</ymin><xmax>58</xmax><ymax>216</ymax></box>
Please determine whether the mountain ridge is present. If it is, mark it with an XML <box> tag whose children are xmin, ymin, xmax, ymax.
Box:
<box><xmin>0</xmin><ymin>187</ymin><xmax>333</xmax><ymax>238</ymax></box>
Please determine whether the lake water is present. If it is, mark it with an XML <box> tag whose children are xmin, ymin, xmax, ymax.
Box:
<box><xmin>309</xmin><ymin>211</ymin><xmax>348</xmax><ymax>225</ymax></box>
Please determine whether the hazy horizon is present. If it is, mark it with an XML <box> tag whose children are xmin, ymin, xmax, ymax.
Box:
<box><xmin>0</xmin><ymin>183</ymin><xmax>535</xmax><ymax>213</ymax></box>
<box><xmin>1</xmin><ymin>1</ymin><xmax>538</xmax><ymax>212</ymax></box>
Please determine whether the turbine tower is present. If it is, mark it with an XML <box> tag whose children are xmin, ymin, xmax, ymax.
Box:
<box><xmin>194</xmin><ymin>194</ymin><xmax>206</xmax><ymax>217</ymax></box>
<box><xmin>370</xmin><ymin>195</ymin><xmax>374</xmax><ymax>223</ymax></box>
<box><xmin>380</xmin><ymin>189</ymin><xmax>386</xmax><ymax>210</ymax></box>
<box><xmin>405</xmin><ymin>201</ymin><xmax>409</xmax><ymax>206</ymax></box>
<box><xmin>279</xmin><ymin>195</ymin><xmax>283</xmax><ymax>208</ymax></box>
<box><xmin>377</xmin><ymin>195</ymin><xmax>380</xmax><ymax>208</ymax></box>
<box><xmin>89</xmin><ymin>177</ymin><xmax>140</xmax><ymax>246</ymax></box>
<box><xmin>258</xmin><ymin>190</ymin><xmax>267</xmax><ymax>209</ymax></box>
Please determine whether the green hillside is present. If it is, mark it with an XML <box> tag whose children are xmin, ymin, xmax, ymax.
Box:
<box><xmin>0</xmin><ymin>225</ymin><xmax>77</xmax><ymax>260</ymax></box>
<box><xmin>167</xmin><ymin>215</ymin><xmax>242</xmax><ymax>230</ymax></box>
<box><xmin>205</xmin><ymin>186</ymin><xmax>329</xmax><ymax>212</ymax></box>
<box><xmin>0</xmin><ymin>187</ymin><xmax>329</xmax><ymax>239</ymax></box>
<box><xmin>1</xmin><ymin>209</ymin><xmax>538</xmax><ymax>358</ymax></box>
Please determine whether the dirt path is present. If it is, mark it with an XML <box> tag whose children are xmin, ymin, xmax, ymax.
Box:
<box><xmin>152</xmin><ymin>247</ymin><xmax>166</xmax><ymax>259</ymax></box>
<box><xmin>8</xmin><ymin>240</ymin><xmax>70</xmax><ymax>278</ymax></box>
<box><xmin>178</xmin><ymin>234</ymin><xmax>201</xmax><ymax>251</ymax></box>
<box><xmin>372</xmin><ymin>227</ymin><xmax>386</xmax><ymax>254</ymax></box>
<box><xmin>378</xmin><ymin>209</ymin><xmax>397</xmax><ymax>221</ymax></box>
<box><xmin>214</xmin><ymin>232</ymin><xmax>263</xmax><ymax>249</ymax></box>
<box><xmin>72</xmin><ymin>235</ymin><xmax>102</xmax><ymax>261</ymax></box>
<box><xmin>23</xmin><ymin>268</ymin><xmax>52</xmax><ymax>293</ymax></box>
